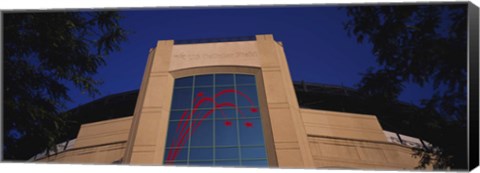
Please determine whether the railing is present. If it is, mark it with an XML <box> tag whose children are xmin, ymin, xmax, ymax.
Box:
<box><xmin>28</xmin><ymin>139</ymin><xmax>76</xmax><ymax>161</ymax></box>
<box><xmin>383</xmin><ymin>130</ymin><xmax>432</xmax><ymax>150</ymax></box>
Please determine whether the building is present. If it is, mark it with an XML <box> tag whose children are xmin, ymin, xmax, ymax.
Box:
<box><xmin>32</xmin><ymin>34</ymin><xmax>431</xmax><ymax>169</ymax></box>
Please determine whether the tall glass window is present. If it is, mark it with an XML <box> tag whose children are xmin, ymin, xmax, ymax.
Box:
<box><xmin>164</xmin><ymin>74</ymin><xmax>268</xmax><ymax>167</ymax></box>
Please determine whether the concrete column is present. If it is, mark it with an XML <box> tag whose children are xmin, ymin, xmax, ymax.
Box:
<box><xmin>124</xmin><ymin>40</ymin><xmax>175</xmax><ymax>164</ymax></box>
<box><xmin>256</xmin><ymin>34</ymin><xmax>315</xmax><ymax>168</ymax></box>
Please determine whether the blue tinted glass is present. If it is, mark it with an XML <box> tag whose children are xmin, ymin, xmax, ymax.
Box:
<box><xmin>193</xmin><ymin>87</ymin><xmax>213</xmax><ymax>108</ymax></box>
<box><xmin>241</xmin><ymin>147</ymin><xmax>267</xmax><ymax>159</ymax></box>
<box><xmin>170</xmin><ymin>110</ymin><xmax>189</xmax><ymax>120</ymax></box>
<box><xmin>164</xmin><ymin>148</ymin><xmax>188</xmax><ymax>162</ymax></box>
<box><xmin>215</xmin><ymin>74</ymin><xmax>234</xmax><ymax>86</ymax></box>
<box><xmin>189</xmin><ymin>148</ymin><xmax>213</xmax><ymax>160</ymax></box>
<box><xmin>215</xmin><ymin>147</ymin><xmax>239</xmax><ymax>160</ymax></box>
<box><xmin>192</xmin><ymin>109</ymin><xmax>214</xmax><ymax>120</ymax></box>
<box><xmin>236</xmin><ymin>85</ymin><xmax>259</xmax><ymax>107</ymax></box>
<box><xmin>215</xmin><ymin>160</ymin><xmax>240</xmax><ymax>166</ymax></box>
<box><xmin>215</xmin><ymin>119</ymin><xmax>238</xmax><ymax>146</ymax></box>
<box><xmin>238</xmin><ymin>107</ymin><xmax>260</xmax><ymax>118</ymax></box>
<box><xmin>239</xmin><ymin>119</ymin><xmax>265</xmax><ymax>146</ymax></box>
<box><xmin>215</xmin><ymin>108</ymin><xmax>236</xmax><ymax>119</ymax></box>
<box><xmin>190</xmin><ymin>161</ymin><xmax>213</xmax><ymax>166</ymax></box>
<box><xmin>166</xmin><ymin>74</ymin><xmax>267</xmax><ymax>167</ymax></box>
<box><xmin>171</xmin><ymin>88</ymin><xmax>192</xmax><ymax>109</ymax></box>
<box><xmin>165</xmin><ymin>120</ymin><xmax>190</xmax><ymax>149</ymax></box>
<box><xmin>175</xmin><ymin>77</ymin><xmax>193</xmax><ymax>88</ymax></box>
<box><xmin>190</xmin><ymin>120</ymin><xmax>213</xmax><ymax>147</ymax></box>
<box><xmin>242</xmin><ymin>160</ymin><xmax>268</xmax><ymax>167</ymax></box>
<box><xmin>235</xmin><ymin>74</ymin><xmax>255</xmax><ymax>85</ymax></box>
<box><xmin>195</xmin><ymin>75</ymin><xmax>213</xmax><ymax>87</ymax></box>
<box><xmin>215</xmin><ymin>86</ymin><xmax>235</xmax><ymax>107</ymax></box>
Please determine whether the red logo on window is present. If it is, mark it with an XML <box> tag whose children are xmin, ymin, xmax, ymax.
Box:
<box><xmin>165</xmin><ymin>89</ymin><xmax>258</xmax><ymax>163</ymax></box>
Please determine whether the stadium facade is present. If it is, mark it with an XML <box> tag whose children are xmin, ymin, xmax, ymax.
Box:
<box><xmin>32</xmin><ymin>34</ymin><xmax>431</xmax><ymax>169</ymax></box>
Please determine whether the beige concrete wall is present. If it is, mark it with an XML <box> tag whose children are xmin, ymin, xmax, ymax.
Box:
<box><xmin>299</xmin><ymin>109</ymin><xmax>421</xmax><ymax>169</ymax></box>
<box><xmin>170</xmin><ymin>41</ymin><xmax>261</xmax><ymax>70</ymax></box>
<box><xmin>308</xmin><ymin>136</ymin><xmax>420</xmax><ymax>169</ymax></box>
<box><xmin>75</xmin><ymin>116</ymin><xmax>133</xmax><ymax>148</ymax></box>
<box><xmin>36</xmin><ymin>116</ymin><xmax>132</xmax><ymax>163</ymax></box>
<box><xmin>300</xmin><ymin>109</ymin><xmax>387</xmax><ymax>142</ymax></box>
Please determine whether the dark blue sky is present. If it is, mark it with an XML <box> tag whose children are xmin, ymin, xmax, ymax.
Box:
<box><xmin>65</xmin><ymin>6</ymin><xmax>435</xmax><ymax>109</ymax></box>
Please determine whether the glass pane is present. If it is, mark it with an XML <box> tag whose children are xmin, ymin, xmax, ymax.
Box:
<box><xmin>165</xmin><ymin>120</ymin><xmax>190</xmax><ymax>149</ymax></box>
<box><xmin>195</xmin><ymin>74</ymin><xmax>213</xmax><ymax>87</ymax></box>
<box><xmin>171</xmin><ymin>88</ymin><xmax>193</xmax><ymax>109</ymax></box>
<box><xmin>235</xmin><ymin>74</ymin><xmax>255</xmax><ymax>85</ymax></box>
<box><xmin>215</xmin><ymin>147</ymin><xmax>239</xmax><ymax>160</ymax></box>
<box><xmin>215</xmin><ymin>74</ymin><xmax>234</xmax><ymax>86</ymax></box>
<box><xmin>214</xmin><ymin>86</ymin><xmax>236</xmax><ymax>108</ymax></box>
<box><xmin>215</xmin><ymin>119</ymin><xmax>238</xmax><ymax>146</ymax></box>
<box><xmin>164</xmin><ymin>148</ymin><xmax>188</xmax><ymax>162</ymax></box>
<box><xmin>193</xmin><ymin>87</ymin><xmax>213</xmax><ymax>109</ymax></box>
<box><xmin>239</xmin><ymin>119</ymin><xmax>265</xmax><ymax>146</ymax></box>
<box><xmin>170</xmin><ymin>110</ymin><xmax>189</xmax><ymax>120</ymax></box>
<box><xmin>192</xmin><ymin>109</ymin><xmax>214</xmax><ymax>120</ymax></box>
<box><xmin>236</xmin><ymin>85</ymin><xmax>259</xmax><ymax>107</ymax></box>
<box><xmin>238</xmin><ymin>107</ymin><xmax>260</xmax><ymax>118</ymax></box>
<box><xmin>189</xmin><ymin>148</ymin><xmax>213</xmax><ymax>160</ymax></box>
<box><xmin>215</xmin><ymin>108</ymin><xmax>236</xmax><ymax>119</ymax></box>
<box><xmin>190</xmin><ymin>120</ymin><xmax>213</xmax><ymax>147</ymax></box>
<box><xmin>189</xmin><ymin>161</ymin><xmax>213</xmax><ymax>166</ymax></box>
<box><xmin>174</xmin><ymin>77</ymin><xmax>193</xmax><ymax>88</ymax></box>
<box><xmin>241</xmin><ymin>146</ymin><xmax>267</xmax><ymax>159</ymax></box>
<box><xmin>215</xmin><ymin>160</ymin><xmax>240</xmax><ymax>167</ymax></box>
<box><xmin>242</xmin><ymin>160</ymin><xmax>268</xmax><ymax>167</ymax></box>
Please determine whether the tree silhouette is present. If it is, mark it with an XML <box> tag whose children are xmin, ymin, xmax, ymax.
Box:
<box><xmin>344</xmin><ymin>4</ymin><xmax>467</xmax><ymax>169</ymax></box>
<box><xmin>3</xmin><ymin>11</ymin><xmax>127</xmax><ymax>160</ymax></box>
